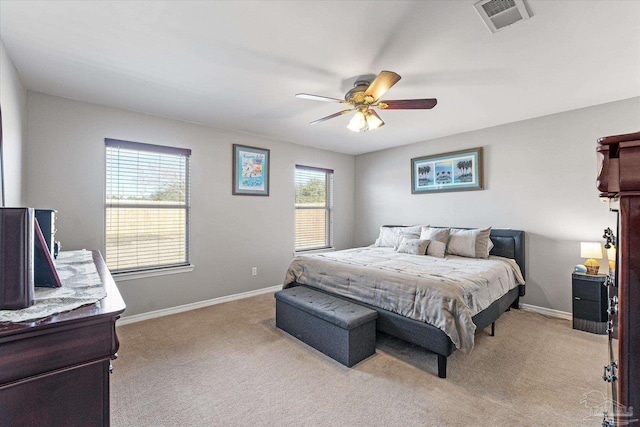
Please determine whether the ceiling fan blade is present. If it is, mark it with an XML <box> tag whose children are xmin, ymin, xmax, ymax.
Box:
<box><xmin>296</xmin><ymin>93</ymin><xmax>346</xmax><ymax>103</ymax></box>
<box><xmin>363</xmin><ymin>71</ymin><xmax>401</xmax><ymax>102</ymax></box>
<box><xmin>377</xmin><ymin>99</ymin><xmax>438</xmax><ymax>110</ymax></box>
<box><xmin>309</xmin><ymin>109</ymin><xmax>354</xmax><ymax>125</ymax></box>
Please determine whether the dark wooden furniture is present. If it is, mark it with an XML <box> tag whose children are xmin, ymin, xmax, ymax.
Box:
<box><xmin>596</xmin><ymin>131</ymin><xmax>640</xmax><ymax>425</ymax></box>
<box><xmin>289</xmin><ymin>228</ymin><xmax>525</xmax><ymax>378</ymax></box>
<box><xmin>572</xmin><ymin>273</ymin><xmax>608</xmax><ymax>334</ymax></box>
<box><xmin>0</xmin><ymin>251</ymin><xmax>125</xmax><ymax>427</ymax></box>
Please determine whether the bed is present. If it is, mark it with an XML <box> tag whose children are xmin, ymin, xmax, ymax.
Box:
<box><xmin>283</xmin><ymin>227</ymin><xmax>526</xmax><ymax>378</ymax></box>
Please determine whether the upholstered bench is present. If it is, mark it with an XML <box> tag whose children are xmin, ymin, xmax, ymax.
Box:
<box><xmin>275</xmin><ymin>287</ymin><xmax>377</xmax><ymax>367</ymax></box>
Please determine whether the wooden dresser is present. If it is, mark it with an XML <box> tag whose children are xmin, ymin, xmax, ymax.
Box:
<box><xmin>596</xmin><ymin>131</ymin><xmax>640</xmax><ymax>425</ymax></box>
<box><xmin>0</xmin><ymin>251</ymin><xmax>125</xmax><ymax>427</ymax></box>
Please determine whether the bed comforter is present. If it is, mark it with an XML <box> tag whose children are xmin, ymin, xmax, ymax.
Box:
<box><xmin>284</xmin><ymin>247</ymin><xmax>525</xmax><ymax>353</ymax></box>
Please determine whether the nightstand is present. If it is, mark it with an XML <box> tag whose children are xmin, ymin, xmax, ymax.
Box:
<box><xmin>572</xmin><ymin>272</ymin><xmax>608</xmax><ymax>334</ymax></box>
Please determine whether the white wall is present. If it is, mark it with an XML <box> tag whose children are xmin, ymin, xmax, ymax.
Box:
<box><xmin>0</xmin><ymin>39</ymin><xmax>27</xmax><ymax>206</ymax></box>
<box><xmin>25</xmin><ymin>92</ymin><xmax>355</xmax><ymax>317</ymax></box>
<box><xmin>354</xmin><ymin>97</ymin><xmax>640</xmax><ymax>313</ymax></box>
<box><xmin>22</xmin><ymin>87</ymin><xmax>640</xmax><ymax>316</ymax></box>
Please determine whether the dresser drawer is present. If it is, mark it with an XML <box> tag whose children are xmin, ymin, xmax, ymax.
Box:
<box><xmin>0</xmin><ymin>319</ymin><xmax>115</xmax><ymax>385</ymax></box>
<box><xmin>572</xmin><ymin>278</ymin><xmax>606</xmax><ymax>301</ymax></box>
<box><xmin>573</xmin><ymin>298</ymin><xmax>606</xmax><ymax>322</ymax></box>
<box><xmin>0</xmin><ymin>360</ymin><xmax>109</xmax><ymax>427</ymax></box>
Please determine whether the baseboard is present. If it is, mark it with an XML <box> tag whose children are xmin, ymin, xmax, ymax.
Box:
<box><xmin>520</xmin><ymin>303</ymin><xmax>572</xmax><ymax>321</ymax></box>
<box><xmin>117</xmin><ymin>284</ymin><xmax>283</xmax><ymax>326</ymax></box>
<box><xmin>118</xmin><ymin>288</ymin><xmax>572</xmax><ymax>326</ymax></box>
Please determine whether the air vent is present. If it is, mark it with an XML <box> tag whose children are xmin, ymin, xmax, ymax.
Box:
<box><xmin>474</xmin><ymin>0</ymin><xmax>531</xmax><ymax>33</ymax></box>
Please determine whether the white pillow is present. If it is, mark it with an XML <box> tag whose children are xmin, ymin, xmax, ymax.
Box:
<box><xmin>447</xmin><ymin>227</ymin><xmax>492</xmax><ymax>258</ymax></box>
<box><xmin>374</xmin><ymin>227</ymin><xmax>400</xmax><ymax>247</ymax></box>
<box><xmin>426</xmin><ymin>240</ymin><xmax>447</xmax><ymax>258</ymax></box>
<box><xmin>475</xmin><ymin>227</ymin><xmax>492</xmax><ymax>259</ymax></box>
<box><xmin>396</xmin><ymin>238</ymin><xmax>430</xmax><ymax>255</ymax></box>
<box><xmin>375</xmin><ymin>225</ymin><xmax>428</xmax><ymax>248</ymax></box>
<box><xmin>394</xmin><ymin>232</ymin><xmax>421</xmax><ymax>250</ymax></box>
<box><xmin>446</xmin><ymin>229</ymin><xmax>477</xmax><ymax>258</ymax></box>
<box><xmin>420</xmin><ymin>227</ymin><xmax>450</xmax><ymax>258</ymax></box>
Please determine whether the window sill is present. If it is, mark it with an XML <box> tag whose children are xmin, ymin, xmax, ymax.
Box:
<box><xmin>113</xmin><ymin>264</ymin><xmax>195</xmax><ymax>282</ymax></box>
<box><xmin>294</xmin><ymin>247</ymin><xmax>335</xmax><ymax>256</ymax></box>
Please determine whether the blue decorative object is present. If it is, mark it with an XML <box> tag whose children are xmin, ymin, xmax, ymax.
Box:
<box><xmin>574</xmin><ymin>264</ymin><xmax>587</xmax><ymax>274</ymax></box>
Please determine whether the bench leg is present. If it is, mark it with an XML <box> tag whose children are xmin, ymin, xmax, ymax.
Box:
<box><xmin>437</xmin><ymin>354</ymin><xmax>447</xmax><ymax>378</ymax></box>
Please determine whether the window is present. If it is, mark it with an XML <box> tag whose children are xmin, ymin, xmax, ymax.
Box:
<box><xmin>105</xmin><ymin>138</ymin><xmax>191</xmax><ymax>273</ymax></box>
<box><xmin>295</xmin><ymin>165</ymin><xmax>333</xmax><ymax>251</ymax></box>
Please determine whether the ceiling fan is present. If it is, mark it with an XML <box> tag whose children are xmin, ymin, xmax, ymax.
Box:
<box><xmin>296</xmin><ymin>71</ymin><xmax>437</xmax><ymax>132</ymax></box>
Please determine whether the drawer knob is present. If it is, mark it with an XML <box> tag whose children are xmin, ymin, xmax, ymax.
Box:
<box><xmin>607</xmin><ymin>296</ymin><xmax>619</xmax><ymax>315</ymax></box>
<box><xmin>602</xmin><ymin>362</ymin><xmax>618</xmax><ymax>383</ymax></box>
<box><xmin>606</xmin><ymin>320</ymin><xmax>614</xmax><ymax>335</ymax></box>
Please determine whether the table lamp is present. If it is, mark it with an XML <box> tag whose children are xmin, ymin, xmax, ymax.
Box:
<box><xmin>580</xmin><ymin>242</ymin><xmax>603</xmax><ymax>275</ymax></box>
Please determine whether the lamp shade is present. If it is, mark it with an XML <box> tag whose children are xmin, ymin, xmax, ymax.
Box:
<box><xmin>347</xmin><ymin>111</ymin><xmax>367</xmax><ymax>132</ymax></box>
<box><xmin>580</xmin><ymin>242</ymin><xmax>603</xmax><ymax>259</ymax></box>
<box><xmin>365</xmin><ymin>110</ymin><xmax>384</xmax><ymax>130</ymax></box>
<box><xmin>348</xmin><ymin>110</ymin><xmax>385</xmax><ymax>132</ymax></box>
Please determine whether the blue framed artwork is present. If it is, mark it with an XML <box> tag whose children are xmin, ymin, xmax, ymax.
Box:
<box><xmin>411</xmin><ymin>147</ymin><xmax>483</xmax><ymax>194</ymax></box>
<box><xmin>233</xmin><ymin>144</ymin><xmax>270</xmax><ymax>196</ymax></box>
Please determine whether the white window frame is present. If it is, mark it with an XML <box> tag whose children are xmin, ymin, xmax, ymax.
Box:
<box><xmin>105</xmin><ymin>138</ymin><xmax>192</xmax><ymax>276</ymax></box>
<box><xmin>294</xmin><ymin>165</ymin><xmax>334</xmax><ymax>252</ymax></box>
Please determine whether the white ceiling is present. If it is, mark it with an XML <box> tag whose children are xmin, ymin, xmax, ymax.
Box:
<box><xmin>1</xmin><ymin>1</ymin><xmax>639</xmax><ymax>155</ymax></box>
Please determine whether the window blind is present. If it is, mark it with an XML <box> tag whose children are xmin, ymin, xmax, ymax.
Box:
<box><xmin>105</xmin><ymin>138</ymin><xmax>191</xmax><ymax>273</ymax></box>
<box><xmin>295</xmin><ymin>165</ymin><xmax>333</xmax><ymax>251</ymax></box>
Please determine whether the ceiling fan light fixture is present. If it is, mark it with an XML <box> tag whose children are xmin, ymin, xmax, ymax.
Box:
<box><xmin>347</xmin><ymin>111</ymin><xmax>368</xmax><ymax>132</ymax></box>
<box><xmin>299</xmin><ymin>70</ymin><xmax>437</xmax><ymax>131</ymax></box>
<box><xmin>366</xmin><ymin>110</ymin><xmax>384</xmax><ymax>130</ymax></box>
<box><xmin>347</xmin><ymin>109</ymin><xmax>384</xmax><ymax>132</ymax></box>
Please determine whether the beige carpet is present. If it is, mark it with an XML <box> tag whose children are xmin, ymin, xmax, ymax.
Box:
<box><xmin>112</xmin><ymin>292</ymin><xmax>608</xmax><ymax>426</ymax></box>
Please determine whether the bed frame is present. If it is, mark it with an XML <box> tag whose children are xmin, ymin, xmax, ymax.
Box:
<box><xmin>290</xmin><ymin>228</ymin><xmax>525</xmax><ymax>378</ymax></box>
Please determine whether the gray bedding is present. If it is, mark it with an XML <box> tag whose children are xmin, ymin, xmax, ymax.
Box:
<box><xmin>284</xmin><ymin>247</ymin><xmax>525</xmax><ymax>353</ymax></box>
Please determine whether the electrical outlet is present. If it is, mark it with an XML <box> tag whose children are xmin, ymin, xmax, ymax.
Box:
<box><xmin>251</xmin><ymin>267</ymin><xmax>257</xmax><ymax>276</ymax></box>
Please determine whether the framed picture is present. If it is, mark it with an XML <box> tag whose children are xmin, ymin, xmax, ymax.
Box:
<box><xmin>411</xmin><ymin>147</ymin><xmax>483</xmax><ymax>194</ymax></box>
<box><xmin>233</xmin><ymin>144</ymin><xmax>270</xmax><ymax>196</ymax></box>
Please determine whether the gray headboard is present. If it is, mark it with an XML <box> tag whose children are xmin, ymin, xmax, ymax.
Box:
<box><xmin>381</xmin><ymin>226</ymin><xmax>526</xmax><ymax>280</ymax></box>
